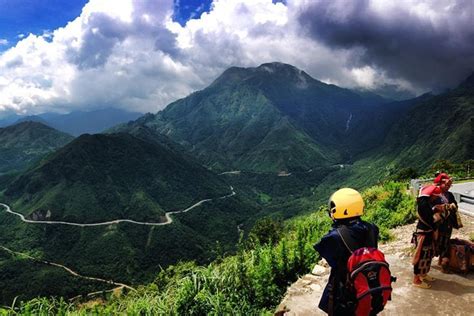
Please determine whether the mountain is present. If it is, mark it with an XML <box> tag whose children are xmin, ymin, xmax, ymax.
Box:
<box><xmin>0</xmin><ymin>108</ymin><xmax>143</xmax><ymax>136</ymax></box>
<box><xmin>366</xmin><ymin>72</ymin><xmax>474</xmax><ymax>171</ymax></box>
<box><xmin>117</xmin><ymin>62</ymin><xmax>397</xmax><ymax>172</ymax></box>
<box><xmin>4</xmin><ymin>131</ymin><xmax>228</xmax><ymax>222</ymax></box>
<box><xmin>42</xmin><ymin>108</ymin><xmax>143</xmax><ymax>136</ymax></box>
<box><xmin>0</xmin><ymin>121</ymin><xmax>74</xmax><ymax>174</ymax></box>
<box><xmin>315</xmin><ymin>73</ymin><xmax>474</xmax><ymax>189</ymax></box>
<box><xmin>0</xmin><ymin>113</ymin><xmax>23</xmax><ymax>128</ymax></box>
<box><xmin>14</xmin><ymin>115</ymin><xmax>50</xmax><ymax>126</ymax></box>
<box><xmin>0</xmin><ymin>129</ymin><xmax>256</xmax><ymax>303</ymax></box>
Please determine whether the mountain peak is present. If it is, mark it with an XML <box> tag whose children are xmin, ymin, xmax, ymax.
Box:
<box><xmin>257</xmin><ymin>62</ymin><xmax>299</xmax><ymax>72</ymax></box>
<box><xmin>2</xmin><ymin>120</ymin><xmax>53</xmax><ymax>132</ymax></box>
<box><xmin>211</xmin><ymin>62</ymin><xmax>318</xmax><ymax>90</ymax></box>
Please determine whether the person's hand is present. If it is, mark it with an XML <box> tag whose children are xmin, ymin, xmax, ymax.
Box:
<box><xmin>433</xmin><ymin>204</ymin><xmax>446</xmax><ymax>213</ymax></box>
<box><xmin>448</xmin><ymin>203</ymin><xmax>457</xmax><ymax>212</ymax></box>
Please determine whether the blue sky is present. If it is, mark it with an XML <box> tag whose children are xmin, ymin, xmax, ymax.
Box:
<box><xmin>173</xmin><ymin>0</ymin><xmax>212</xmax><ymax>26</ymax></box>
<box><xmin>0</xmin><ymin>0</ymin><xmax>215</xmax><ymax>50</ymax></box>
<box><xmin>0</xmin><ymin>0</ymin><xmax>472</xmax><ymax>115</ymax></box>
<box><xmin>0</xmin><ymin>0</ymin><xmax>88</xmax><ymax>49</ymax></box>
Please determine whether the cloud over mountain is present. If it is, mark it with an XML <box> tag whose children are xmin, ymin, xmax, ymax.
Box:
<box><xmin>0</xmin><ymin>0</ymin><xmax>472</xmax><ymax>115</ymax></box>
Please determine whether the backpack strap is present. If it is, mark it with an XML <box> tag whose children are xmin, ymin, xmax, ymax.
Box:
<box><xmin>336</xmin><ymin>226</ymin><xmax>358</xmax><ymax>254</ymax></box>
<box><xmin>337</xmin><ymin>225</ymin><xmax>377</xmax><ymax>254</ymax></box>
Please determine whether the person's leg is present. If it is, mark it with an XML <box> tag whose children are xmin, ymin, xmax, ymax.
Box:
<box><xmin>438</xmin><ymin>229</ymin><xmax>452</xmax><ymax>273</ymax></box>
<box><xmin>413</xmin><ymin>245</ymin><xmax>433</xmax><ymax>288</ymax></box>
<box><xmin>413</xmin><ymin>274</ymin><xmax>431</xmax><ymax>288</ymax></box>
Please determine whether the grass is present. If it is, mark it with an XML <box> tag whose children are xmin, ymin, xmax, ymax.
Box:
<box><xmin>1</xmin><ymin>181</ymin><xmax>416</xmax><ymax>315</ymax></box>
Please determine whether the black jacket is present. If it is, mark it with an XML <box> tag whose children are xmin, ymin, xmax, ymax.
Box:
<box><xmin>416</xmin><ymin>196</ymin><xmax>435</xmax><ymax>231</ymax></box>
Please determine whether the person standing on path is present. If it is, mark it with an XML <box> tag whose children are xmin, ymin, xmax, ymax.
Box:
<box><xmin>412</xmin><ymin>185</ymin><xmax>446</xmax><ymax>288</ymax></box>
<box><xmin>433</xmin><ymin>173</ymin><xmax>460</xmax><ymax>273</ymax></box>
<box><xmin>314</xmin><ymin>188</ymin><xmax>379</xmax><ymax>315</ymax></box>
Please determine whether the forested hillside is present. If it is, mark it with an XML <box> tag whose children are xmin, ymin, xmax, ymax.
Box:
<box><xmin>0</xmin><ymin>122</ymin><xmax>74</xmax><ymax>173</ymax></box>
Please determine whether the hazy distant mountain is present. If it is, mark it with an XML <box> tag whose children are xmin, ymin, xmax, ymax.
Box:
<box><xmin>118</xmin><ymin>62</ymin><xmax>398</xmax><ymax>172</ymax></box>
<box><xmin>43</xmin><ymin>108</ymin><xmax>143</xmax><ymax>136</ymax></box>
<box><xmin>0</xmin><ymin>114</ymin><xmax>23</xmax><ymax>127</ymax></box>
<box><xmin>0</xmin><ymin>108</ymin><xmax>142</xmax><ymax>136</ymax></box>
<box><xmin>0</xmin><ymin>121</ymin><xmax>74</xmax><ymax>173</ymax></box>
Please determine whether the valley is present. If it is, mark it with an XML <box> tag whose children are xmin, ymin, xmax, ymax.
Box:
<box><xmin>0</xmin><ymin>62</ymin><xmax>473</xmax><ymax>309</ymax></box>
<box><xmin>0</xmin><ymin>186</ymin><xmax>235</xmax><ymax>227</ymax></box>
<box><xmin>0</xmin><ymin>245</ymin><xmax>135</xmax><ymax>292</ymax></box>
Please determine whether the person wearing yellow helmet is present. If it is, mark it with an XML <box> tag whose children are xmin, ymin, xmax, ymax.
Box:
<box><xmin>327</xmin><ymin>187</ymin><xmax>365</xmax><ymax>220</ymax></box>
<box><xmin>314</xmin><ymin>188</ymin><xmax>379</xmax><ymax>315</ymax></box>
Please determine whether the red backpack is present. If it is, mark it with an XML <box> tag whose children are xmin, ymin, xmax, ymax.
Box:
<box><xmin>337</xmin><ymin>227</ymin><xmax>396</xmax><ymax>316</ymax></box>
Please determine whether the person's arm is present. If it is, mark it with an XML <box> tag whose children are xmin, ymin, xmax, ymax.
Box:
<box><xmin>314</xmin><ymin>231</ymin><xmax>339</xmax><ymax>268</ymax></box>
<box><xmin>448</xmin><ymin>192</ymin><xmax>458</xmax><ymax>210</ymax></box>
<box><xmin>372</xmin><ymin>224</ymin><xmax>380</xmax><ymax>248</ymax></box>
<box><xmin>446</xmin><ymin>192</ymin><xmax>459</xmax><ymax>226</ymax></box>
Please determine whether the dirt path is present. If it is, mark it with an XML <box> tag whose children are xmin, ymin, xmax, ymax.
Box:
<box><xmin>276</xmin><ymin>214</ymin><xmax>474</xmax><ymax>315</ymax></box>
<box><xmin>0</xmin><ymin>246</ymin><xmax>135</xmax><ymax>292</ymax></box>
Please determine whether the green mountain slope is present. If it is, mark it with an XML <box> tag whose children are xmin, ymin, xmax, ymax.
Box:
<box><xmin>0</xmin><ymin>130</ymin><xmax>256</xmax><ymax>303</ymax></box>
<box><xmin>223</xmin><ymin>63</ymin><xmax>392</xmax><ymax>156</ymax></box>
<box><xmin>311</xmin><ymin>74</ymin><xmax>474</xmax><ymax>192</ymax></box>
<box><xmin>117</xmin><ymin>63</ymin><xmax>397</xmax><ymax>172</ymax></box>
<box><xmin>4</xmin><ymin>132</ymin><xmax>228</xmax><ymax>222</ymax></box>
<box><xmin>137</xmin><ymin>83</ymin><xmax>331</xmax><ymax>172</ymax></box>
<box><xmin>0</xmin><ymin>121</ymin><xmax>74</xmax><ymax>173</ymax></box>
<box><xmin>366</xmin><ymin>73</ymin><xmax>474</xmax><ymax>171</ymax></box>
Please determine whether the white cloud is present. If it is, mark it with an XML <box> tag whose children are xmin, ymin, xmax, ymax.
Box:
<box><xmin>0</xmin><ymin>39</ymin><xmax>8</xmax><ymax>46</ymax></box>
<box><xmin>0</xmin><ymin>0</ymin><xmax>469</xmax><ymax>115</ymax></box>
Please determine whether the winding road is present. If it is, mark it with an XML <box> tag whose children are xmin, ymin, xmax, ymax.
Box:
<box><xmin>0</xmin><ymin>186</ymin><xmax>237</xmax><ymax>297</ymax></box>
<box><xmin>0</xmin><ymin>186</ymin><xmax>235</xmax><ymax>227</ymax></box>
<box><xmin>0</xmin><ymin>245</ymin><xmax>135</xmax><ymax>291</ymax></box>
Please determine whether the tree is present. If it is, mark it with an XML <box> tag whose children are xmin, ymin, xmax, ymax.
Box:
<box><xmin>248</xmin><ymin>217</ymin><xmax>283</xmax><ymax>246</ymax></box>
<box><xmin>392</xmin><ymin>167</ymin><xmax>419</xmax><ymax>181</ymax></box>
<box><xmin>429</xmin><ymin>159</ymin><xmax>454</xmax><ymax>176</ymax></box>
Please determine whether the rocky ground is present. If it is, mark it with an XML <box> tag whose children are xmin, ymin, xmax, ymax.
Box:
<box><xmin>276</xmin><ymin>214</ymin><xmax>474</xmax><ymax>315</ymax></box>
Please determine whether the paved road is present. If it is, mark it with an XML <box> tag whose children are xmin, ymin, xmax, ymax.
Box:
<box><xmin>451</xmin><ymin>182</ymin><xmax>474</xmax><ymax>196</ymax></box>
<box><xmin>0</xmin><ymin>186</ymin><xmax>237</xmax><ymax>298</ymax></box>
<box><xmin>451</xmin><ymin>182</ymin><xmax>474</xmax><ymax>217</ymax></box>
<box><xmin>0</xmin><ymin>186</ymin><xmax>235</xmax><ymax>227</ymax></box>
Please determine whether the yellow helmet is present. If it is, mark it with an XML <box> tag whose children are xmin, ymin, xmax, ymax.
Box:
<box><xmin>328</xmin><ymin>188</ymin><xmax>364</xmax><ymax>220</ymax></box>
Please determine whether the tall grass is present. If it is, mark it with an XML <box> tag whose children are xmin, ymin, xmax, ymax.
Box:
<box><xmin>2</xmin><ymin>182</ymin><xmax>415</xmax><ymax>315</ymax></box>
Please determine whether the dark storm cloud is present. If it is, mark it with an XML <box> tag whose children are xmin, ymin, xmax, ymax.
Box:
<box><xmin>298</xmin><ymin>0</ymin><xmax>474</xmax><ymax>92</ymax></box>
